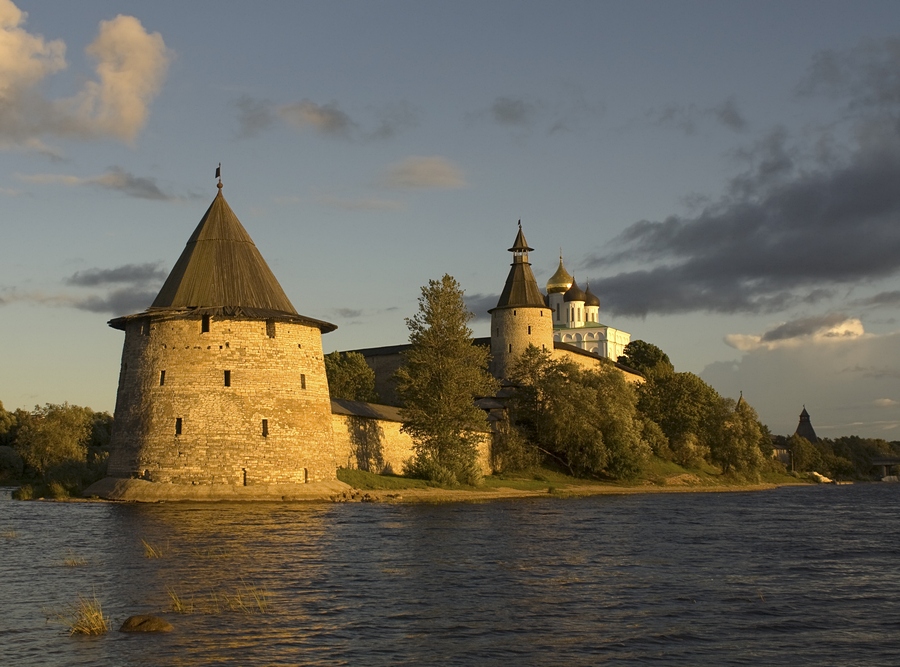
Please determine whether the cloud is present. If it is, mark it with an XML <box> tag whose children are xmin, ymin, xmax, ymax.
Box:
<box><xmin>67</xmin><ymin>262</ymin><xmax>164</xmax><ymax>314</ymax></box>
<box><xmin>66</xmin><ymin>263</ymin><xmax>166</xmax><ymax>287</ymax></box>
<box><xmin>463</xmin><ymin>292</ymin><xmax>499</xmax><ymax>320</ymax></box>
<box><xmin>240</xmin><ymin>97</ymin><xmax>417</xmax><ymax>141</ymax></box>
<box><xmin>796</xmin><ymin>37</ymin><xmax>900</xmax><ymax>110</ymax></box>
<box><xmin>853</xmin><ymin>290</ymin><xmax>900</xmax><ymax>309</ymax></box>
<box><xmin>334</xmin><ymin>308</ymin><xmax>362</xmax><ymax>319</ymax></box>
<box><xmin>713</xmin><ymin>97</ymin><xmax>748</xmax><ymax>131</ymax></box>
<box><xmin>491</xmin><ymin>97</ymin><xmax>536</xmax><ymax>126</ymax></box>
<box><xmin>0</xmin><ymin>262</ymin><xmax>168</xmax><ymax>315</ymax></box>
<box><xmin>277</xmin><ymin>100</ymin><xmax>355</xmax><ymax>137</ymax></box>
<box><xmin>586</xmin><ymin>39</ymin><xmax>900</xmax><ymax>318</ymax></box>
<box><xmin>724</xmin><ymin>314</ymin><xmax>865</xmax><ymax>351</ymax></box>
<box><xmin>650</xmin><ymin>97</ymin><xmax>748</xmax><ymax>136</ymax></box>
<box><xmin>0</xmin><ymin>3</ymin><xmax>170</xmax><ymax>150</ymax></box>
<box><xmin>703</xmin><ymin>329</ymin><xmax>900</xmax><ymax>438</ymax></box>
<box><xmin>874</xmin><ymin>398</ymin><xmax>899</xmax><ymax>408</ymax></box>
<box><xmin>234</xmin><ymin>95</ymin><xmax>275</xmax><ymax>138</ymax></box>
<box><xmin>381</xmin><ymin>156</ymin><xmax>466</xmax><ymax>189</ymax></box>
<box><xmin>19</xmin><ymin>167</ymin><xmax>177</xmax><ymax>200</ymax></box>
<box><xmin>75</xmin><ymin>288</ymin><xmax>159</xmax><ymax>314</ymax></box>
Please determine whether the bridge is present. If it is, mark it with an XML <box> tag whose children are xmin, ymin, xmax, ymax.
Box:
<box><xmin>871</xmin><ymin>457</ymin><xmax>900</xmax><ymax>478</ymax></box>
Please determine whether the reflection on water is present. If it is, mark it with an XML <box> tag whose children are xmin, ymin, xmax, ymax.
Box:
<box><xmin>1</xmin><ymin>484</ymin><xmax>899</xmax><ymax>666</ymax></box>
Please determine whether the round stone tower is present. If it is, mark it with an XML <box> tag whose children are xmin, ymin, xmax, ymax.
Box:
<box><xmin>489</xmin><ymin>222</ymin><xmax>553</xmax><ymax>379</ymax></box>
<box><xmin>105</xmin><ymin>180</ymin><xmax>338</xmax><ymax>488</ymax></box>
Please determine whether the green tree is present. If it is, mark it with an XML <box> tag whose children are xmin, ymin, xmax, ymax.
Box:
<box><xmin>508</xmin><ymin>346</ymin><xmax>648</xmax><ymax>479</ymax></box>
<box><xmin>618</xmin><ymin>340</ymin><xmax>674</xmax><ymax>378</ymax></box>
<box><xmin>787</xmin><ymin>434</ymin><xmax>822</xmax><ymax>472</ymax></box>
<box><xmin>394</xmin><ymin>275</ymin><xmax>498</xmax><ymax>485</ymax></box>
<box><xmin>710</xmin><ymin>397</ymin><xmax>764</xmax><ymax>476</ymax></box>
<box><xmin>324</xmin><ymin>351</ymin><xmax>379</xmax><ymax>402</ymax></box>
<box><xmin>14</xmin><ymin>403</ymin><xmax>92</xmax><ymax>476</ymax></box>
<box><xmin>0</xmin><ymin>400</ymin><xmax>16</xmax><ymax>446</ymax></box>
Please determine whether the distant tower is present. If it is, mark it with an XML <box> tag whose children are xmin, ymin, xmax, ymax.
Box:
<box><xmin>106</xmin><ymin>179</ymin><xmax>338</xmax><ymax>486</ymax></box>
<box><xmin>489</xmin><ymin>222</ymin><xmax>553</xmax><ymax>379</ymax></box>
<box><xmin>794</xmin><ymin>406</ymin><xmax>818</xmax><ymax>443</ymax></box>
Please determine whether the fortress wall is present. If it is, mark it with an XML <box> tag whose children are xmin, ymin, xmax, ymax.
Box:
<box><xmin>490</xmin><ymin>307</ymin><xmax>553</xmax><ymax>378</ymax></box>
<box><xmin>361</xmin><ymin>353</ymin><xmax>405</xmax><ymax>406</ymax></box>
<box><xmin>332</xmin><ymin>413</ymin><xmax>492</xmax><ymax>476</ymax></box>
<box><xmin>553</xmin><ymin>348</ymin><xmax>644</xmax><ymax>384</ymax></box>
<box><xmin>107</xmin><ymin>316</ymin><xmax>337</xmax><ymax>484</ymax></box>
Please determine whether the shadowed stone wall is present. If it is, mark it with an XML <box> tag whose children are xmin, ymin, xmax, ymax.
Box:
<box><xmin>107</xmin><ymin>316</ymin><xmax>336</xmax><ymax>484</ymax></box>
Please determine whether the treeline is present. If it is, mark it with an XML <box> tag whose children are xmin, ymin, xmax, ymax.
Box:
<box><xmin>0</xmin><ymin>401</ymin><xmax>112</xmax><ymax>498</ymax></box>
<box><xmin>345</xmin><ymin>274</ymin><xmax>898</xmax><ymax>486</ymax></box>
<box><xmin>777</xmin><ymin>433</ymin><xmax>900</xmax><ymax>479</ymax></box>
<box><xmin>492</xmin><ymin>341</ymin><xmax>777</xmax><ymax>481</ymax></box>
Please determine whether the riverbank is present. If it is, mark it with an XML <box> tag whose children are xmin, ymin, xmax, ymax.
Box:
<box><xmin>333</xmin><ymin>480</ymin><xmax>799</xmax><ymax>504</ymax></box>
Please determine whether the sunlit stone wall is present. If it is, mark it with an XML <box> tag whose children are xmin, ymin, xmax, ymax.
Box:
<box><xmin>107</xmin><ymin>316</ymin><xmax>337</xmax><ymax>484</ymax></box>
<box><xmin>332</xmin><ymin>412</ymin><xmax>491</xmax><ymax>476</ymax></box>
<box><xmin>490</xmin><ymin>306</ymin><xmax>554</xmax><ymax>379</ymax></box>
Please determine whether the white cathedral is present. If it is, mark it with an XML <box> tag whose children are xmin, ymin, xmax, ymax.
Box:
<box><xmin>545</xmin><ymin>255</ymin><xmax>630</xmax><ymax>360</ymax></box>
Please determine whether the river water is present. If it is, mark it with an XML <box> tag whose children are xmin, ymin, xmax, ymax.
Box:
<box><xmin>0</xmin><ymin>484</ymin><xmax>898</xmax><ymax>666</ymax></box>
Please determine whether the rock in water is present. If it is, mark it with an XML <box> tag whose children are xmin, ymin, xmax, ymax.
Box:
<box><xmin>119</xmin><ymin>615</ymin><xmax>173</xmax><ymax>633</ymax></box>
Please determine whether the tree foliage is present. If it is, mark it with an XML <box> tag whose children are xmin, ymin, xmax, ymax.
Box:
<box><xmin>618</xmin><ymin>340</ymin><xmax>674</xmax><ymax>378</ymax></box>
<box><xmin>394</xmin><ymin>275</ymin><xmax>499</xmax><ymax>485</ymax></box>
<box><xmin>324</xmin><ymin>351</ymin><xmax>379</xmax><ymax>402</ymax></box>
<box><xmin>14</xmin><ymin>403</ymin><xmax>93</xmax><ymax>476</ymax></box>
<box><xmin>709</xmin><ymin>397</ymin><xmax>765</xmax><ymax>477</ymax></box>
<box><xmin>508</xmin><ymin>346</ymin><xmax>649</xmax><ymax>479</ymax></box>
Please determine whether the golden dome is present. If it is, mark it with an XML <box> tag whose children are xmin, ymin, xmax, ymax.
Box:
<box><xmin>546</xmin><ymin>255</ymin><xmax>573</xmax><ymax>294</ymax></box>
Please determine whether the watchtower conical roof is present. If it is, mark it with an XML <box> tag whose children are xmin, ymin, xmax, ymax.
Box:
<box><xmin>151</xmin><ymin>186</ymin><xmax>296</xmax><ymax>313</ymax></box>
<box><xmin>110</xmin><ymin>183</ymin><xmax>336</xmax><ymax>332</ymax></box>
<box><xmin>490</xmin><ymin>222</ymin><xmax>547</xmax><ymax>311</ymax></box>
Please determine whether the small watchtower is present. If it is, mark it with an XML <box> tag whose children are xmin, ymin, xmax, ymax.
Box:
<box><xmin>794</xmin><ymin>406</ymin><xmax>818</xmax><ymax>443</ymax></box>
<box><xmin>105</xmin><ymin>176</ymin><xmax>338</xmax><ymax>488</ymax></box>
<box><xmin>488</xmin><ymin>222</ymin><xmax>553</xmax><ymax>379</ymax></box>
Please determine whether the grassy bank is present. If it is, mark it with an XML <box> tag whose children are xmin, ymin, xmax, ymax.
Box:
<box><xmin>337</xmin><ymin>458</ymin><xmax>807</xmax><ymax>500</ymax></box>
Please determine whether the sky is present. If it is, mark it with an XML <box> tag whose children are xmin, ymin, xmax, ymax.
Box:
<box><xmin>2</xmin><ymin>0</ymin><xmax>900</xmax><ymax>439</ymax></box>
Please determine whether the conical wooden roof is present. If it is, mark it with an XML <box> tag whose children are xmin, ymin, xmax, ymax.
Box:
<box><xmin>491</xmin><ymin>223</ymin><xmax>547</xmax><ymax>311</ymax></box>
<box><xmin>110</xmin><ymin>184</ymin><xmax>336</xmax><ymax>332</ymax></box>
<box><xmin>151</xmin><ymin>185</ymin><xmax>296</xmax><ymax>313</ymax></box>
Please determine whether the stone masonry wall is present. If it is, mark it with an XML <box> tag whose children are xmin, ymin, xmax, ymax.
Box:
<box><xmin>107</xmin><ymin>316</ymin><xmax>336</xmax><ymax>484</ymax></box>
<box><xmin>332</xmin><ymin>413</ymin><xmax>491</xmax><ymax>476</ymax></box>
<box><xmin>490</xmin><ymin>306</ymin><xmax>553</xmax><ymax>379</ymax></box>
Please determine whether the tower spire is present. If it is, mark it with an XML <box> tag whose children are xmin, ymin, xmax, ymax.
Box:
<box><xmin>216</xmin><ymin>163</ymin><xmax>222</xmax><ymax>190</ymax></box>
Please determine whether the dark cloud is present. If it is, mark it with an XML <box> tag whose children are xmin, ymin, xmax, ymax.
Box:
<box><xmin>464</xmin><ymin>293</ymin><xmax>500</xmax><ymax>320</ymax></box>
<box><xmin>797</xmin><ymin>37</ymin><xmax>900</xmax><ymax>110</ymax></box>
<box><xmin>760</xmin><ymin>313</ymin><xmax>850</xmax><ymax>342</ymax></box>
<box><xmin>854</xmin><ymin>290</ymin><xmax>900</xmax><ymax>308</ymax></box>
<box><xmin>234</xmin><ymin>95</ymin><xmax>275</xmax><ymax>138</ymax></box>
<box><xmin>75</xmin><ymin>288</ymin><xmax>159</xmax><ymax>316</ymax></box>
<box><xmin>21</xmin><ymin>167</ymin><xmax>177</xmax><ymax>200</ymax></box>
<box><xmin>650</xmin><ymin>97</ymin><xmax>748</xmax><ymax>136</ymax></box>
<box><xmin>66</xmin><ymin>262</ymin><xmax>166</xmax><ymax>315</ymax></box>
<box><xmin>714</xmin><ymin>97</ymin><xmax>748</xmax><ymax>131</ymax></box>
<box><xmin>334</xmin><ymin>308</ymin><xmax>362</xmax><ymax>319</ymax></box>
<box><xmin>587</xmin><ymin>39</ymin><xmax>900</xmax><ymax>318</ymax></box>
<box><xmin>67</xmin><ymin>263</ymin><xmax>167</xmax><ymax>287</ymax></box>
<box><xmin>474</xmin><ymin>88</ymin><xmax>602</xmax><ymax>135</ymax></box>
<box><xmin>491</xmin><ymin>97</ymin><xmax>536</xmax><ymax>126</ymax></box>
